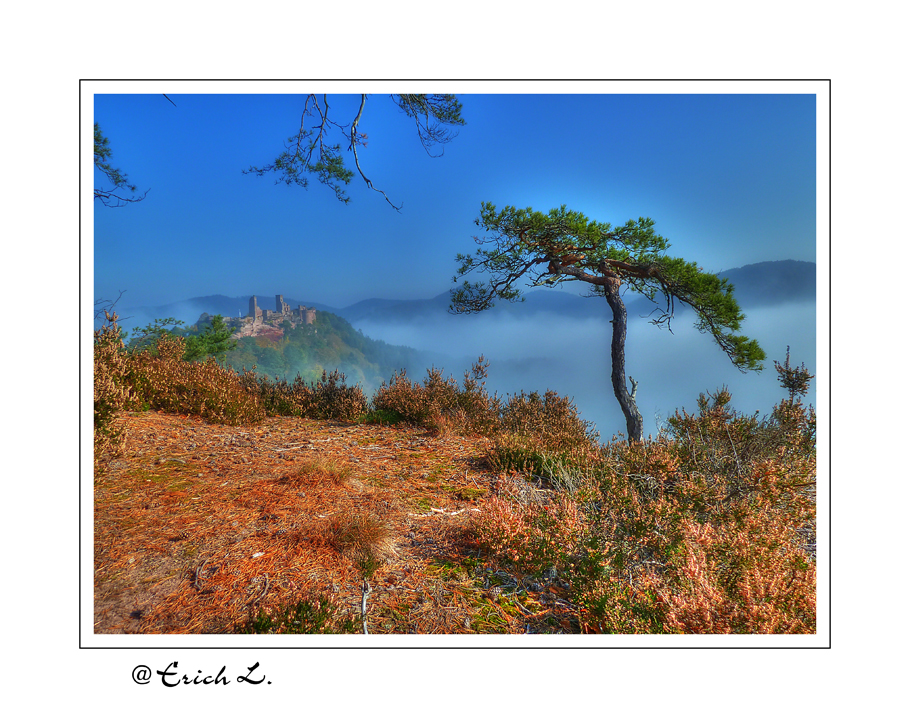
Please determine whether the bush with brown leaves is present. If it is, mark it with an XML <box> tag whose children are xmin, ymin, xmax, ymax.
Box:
<box><xmin>124</xmin><ymin>334</ymin><xmax>266</xmax><ymax>425</ymax></box>
<box><xmin>251</xmin><ymin>369</ymin><xmax>367</xmax><ymax>422</ymax></box>
<box><xmin>94</xmin><ymin>312</ymin><xmax>138</xmax><ymax>463</ymax></box>
<box><xmin>488</xmin><ymin>390</ymin><xmax>600</xmax><ymax>475</ymax></box>
<box><xmin>473</xmin><ymin>384</ymin><xmax>817</xmax><ymax>635</ymax></box>
<box><xmin>370</xmin><ymin>356</ymin><xmax>500</xmax><ymax>435</ymax></box>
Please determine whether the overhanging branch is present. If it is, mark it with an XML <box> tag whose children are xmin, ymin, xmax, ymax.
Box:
<box><xmin>349</xmin><ymin>95</ymin><xmax>402</xmax><ymax>211</ymax></box>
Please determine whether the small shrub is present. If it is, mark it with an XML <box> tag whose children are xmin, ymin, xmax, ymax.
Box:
<box><xmin>310</xmin><ymin>369</ymin><xmax>368</xmax><ymax>421</ymax></box>
<box><xmin>327</xmin><ymin>510</ymin><xmax>394</xmax><ymax>578</ymax></box>
<box><xmin>471</xmin><ymin>491</ymin><xmax>587</xmax><ymax>573</ymax></box>
<box><xmin>774</xmin><ymin>346</ymin><xmax>815</xmax><ymax>404</ymax></box>
<box><xmin>240</xmin><ymin>594</ymin><xmax>358</xmax><ymax>634</ymax></box>
<box><xmin>370</xmin><ymin>357</ymin><xmax>500</xmax><ymax>435</ymax></box>
<box><xmin>94</xmin><ymin>312</ymin><xmax>136</xmax><ymax>463</ymax></box>
<box><xmin>253</xmin><ymin>369</ymin><xmax>367</xmax><ymax>421</ymax></box>
<box><xmin>452</xmin><ymin>356</ymin><xmax>501</xmax><ymax>436</ymax></box>
<box><xmin>487</xmin><ymin>390</ymin><xmax>599</xmax><ymax>478</ymax></box>
<box><xmin>361</xmin><ymin>408</ymin><xmax>407</xmax><ymax>426</ymax></box>
<box><xmin>370</xmin><ymin>368</ymin><xmax>452</xmax><ymax>425</ymax></box>
<box><xmin>499</xmin><ymin>389</ymin><xmax>599</xmax><ymax>452</ymax></box>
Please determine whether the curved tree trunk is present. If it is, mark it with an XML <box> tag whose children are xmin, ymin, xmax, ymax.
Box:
<box><xmin>604</xmin><ymin>279</ymin><xmax>644</xmax><ymax>442</ymax></box>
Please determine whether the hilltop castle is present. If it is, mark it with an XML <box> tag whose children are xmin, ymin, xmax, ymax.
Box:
<box><xmin>248</xmin><ymin>295</ymin><xmax>317</xmax><ymax>326</ymax></box>
<box><xmin>199</xmin><ymin>295</ymin><xmax>316</xmax><ymax>341</ymax></box>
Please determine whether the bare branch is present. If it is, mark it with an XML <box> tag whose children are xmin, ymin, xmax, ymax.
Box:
<box><xmin>94</xmin><ymin>290</ymin><xmax>131</xmax><ymax>322</ymax></box>
<box><xmin>94</xmin><ymin>187</ymin><xmax>150</xmax><ymax>207</ymax></box>
<box><xmin>349</xmin><ymin>94</ymin><xmax>402</xmax><ymax>211</ymax></box>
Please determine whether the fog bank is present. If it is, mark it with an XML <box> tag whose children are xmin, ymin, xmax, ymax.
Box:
<box><xmin>355</xmin><ymin>301</ymin><xmax>817</xmax><ymax>441</ymax></box>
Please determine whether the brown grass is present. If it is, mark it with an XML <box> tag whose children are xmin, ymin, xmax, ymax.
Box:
<box><xmin>94</xmin><ymin>410</ymin><xmax>582</xmax><ymax>634</ymax></box>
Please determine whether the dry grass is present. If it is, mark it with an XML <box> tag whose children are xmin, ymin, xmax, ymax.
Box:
<box><xmin>94</xmin><ymin>410</ymin><xmax>580</xmax><ymax>635</ymax></box>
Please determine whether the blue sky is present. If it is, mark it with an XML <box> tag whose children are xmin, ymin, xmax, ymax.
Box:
<box><xmin>93</xmin><ymin>90</ymin><xmax>817</xmax><ymax>309</ymax></box>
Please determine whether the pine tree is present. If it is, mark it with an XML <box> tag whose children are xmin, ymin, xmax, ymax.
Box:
<box><xmin>452</xmin><ymin>203</ymin><xmax>765</xmax><ymax>441</ymax></box>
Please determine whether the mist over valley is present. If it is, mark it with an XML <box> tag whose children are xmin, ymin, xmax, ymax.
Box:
<box><xmin>353</xmin><ymin>299</ymin><xmax>817</xmax><ymax>440</ymax></box>
<box><xmin>105</xmin><ymin>260</ymin><xmax>817</xmax><ymax>441</ymax></box>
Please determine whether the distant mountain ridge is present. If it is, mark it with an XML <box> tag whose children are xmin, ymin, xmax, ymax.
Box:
<box><xmin>117</xmin><ymin>260</ymin><xmax>815</xmax><ymax>327</ymax></box>
<box><xmin>340</xmin><ymin>259</ymin><xmax>816</xmax><ymax>323</ymax></box>
<box><xmin>716</xmin><ymin>260</ymin><xmax>815</xmax><ymax>306</ymax></box>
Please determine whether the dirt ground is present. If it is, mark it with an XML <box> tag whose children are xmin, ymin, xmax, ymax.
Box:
<box><xmin>93</xmin><ymin>410</ymin><xmax>582</xmax><ymax>635</ymax></box>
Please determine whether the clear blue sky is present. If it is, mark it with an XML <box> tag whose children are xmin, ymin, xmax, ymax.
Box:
<box><xmin>93</xmin><ymin>91</ymin><xmax>816</xmax><ymax>308</ymax></box>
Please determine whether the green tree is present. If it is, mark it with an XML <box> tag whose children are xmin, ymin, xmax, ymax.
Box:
<box><xmin>94</xmin><ymin>123</ymin><xmax>148</xmax><ymax>207</ymax></box>
<box><xmin>128</xmin><ymin>315</ymin><xmax>236</xmax><ymax>363</ymax></box>
<box><xmin>451</xmin><ymin>203</ymin><xmax>766</xmax><ymax>442</ymax></box>
<box><xmin>774</xmin><ymin>345</ymin><xmax>815</xmax><ymax>404</ymax></box>
<box><xmin>128</xmin><ymin>317</ymin><xmax>185</xmax><ymax>353</ymax></box>
<box><xmin>183</xmin><ymin>315</ymin><xmax>237</xmax><ymax>363</ymax></box>
<box><xmin>245</xmin><ymin>94</ymin><xmax>465</xmax><ymax>210</ymax></box>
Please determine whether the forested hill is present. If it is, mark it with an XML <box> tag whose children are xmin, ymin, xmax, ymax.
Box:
<box><xmin>205</xmin><ymin>310</ymin><xmax>427</xmax><ymax>395</ymax></box>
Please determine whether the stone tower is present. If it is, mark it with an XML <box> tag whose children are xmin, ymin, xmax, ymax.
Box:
<box><xmin>249</xmin><ymin>296</ymin><xmax>258</xmax><ymax>319</ymax></box>
<box><xmin>295</xmin><ymin>305</ymin><xmax>316</xmax><ymax>325</ymax></box>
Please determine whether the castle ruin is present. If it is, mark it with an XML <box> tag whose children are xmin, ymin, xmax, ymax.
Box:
<box><xmin>199</xmin><ymin>295</ymin><xmax>317</xmax><ymax>340</ymax></box>
<box><xmin>247</xmin><ymin>295</ymin><xmax>317</xmax><ymax>327</ymax></box>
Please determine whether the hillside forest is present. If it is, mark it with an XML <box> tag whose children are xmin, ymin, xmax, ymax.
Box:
<box><xmin>131</xmin><ymin>309</ymin><xmax>426</xmax><ymax>396</ymax></box>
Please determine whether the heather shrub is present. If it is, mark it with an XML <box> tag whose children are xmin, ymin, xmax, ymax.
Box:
<box><xmin>472</xmin><ymin>382</ymin><xmax>817</xmax><ymax>634</ymax></box>
<box><xmin>569</xmin><ymin>425</ymin><xmax>816</xmax><ymax>633</ymax></box>
<box><xmin>371</xmin><ymin>367</ymin><xmax>457</xmax><ymax>425</ymax></box>
<box><xmin>450</xmin><ymin>356</ymin><xmax>502</xmax><ymax>435</ymax></box>
<box><xmin>665</xmin><ymin>387</ymin><xmax>816</xmax><ymax>541</ymax></box>
<box><xmin>371</xmin><ymin>359</ymin><xmax>598</xmax><ymax>471</ymax></box>
<box><xmin>666</xmin><ymin>387</ymin><xmax>816</xmax><ymax>484</ymax></box>
<box><xmin>362</xmin><ymin>408</ymin><xmax>407</xmax><ymax>426</ymax></box>
<box><xmin>94</xmin><ymin>312</ymin><xmax>138</xmax><ymax>463</ymax></box>
<box><xmin>309</xmin><ymin>369</ymin><xmax>368</xmax><ymax>421</ymax></box>
<box><xmin>471</xmin><ymin>488</ymin><xmax>587</xmax><ymax>573</ymax></box>
<box><xmin>125</xmin><ymin>337</ymin><xmax>266</xmax><ymax>425</ymax></box>
<box><xmin>240</xmin><ymin>593</ymin><xmax>358</xmax><ymax>634</ymax></box>
<box><xmin>252</xmin><ymin>369</ymin><xmax>367</xmax><ymax>421</ymax></box>
<box><xmin>370</xmin><ymin>356</ymin><xmax>500</xmax><ymax>435</ymax></box>
<box><xmin>488</xmin><ymin>390</ymin><xmax>600</xmax><ymax>476</ymax></box>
